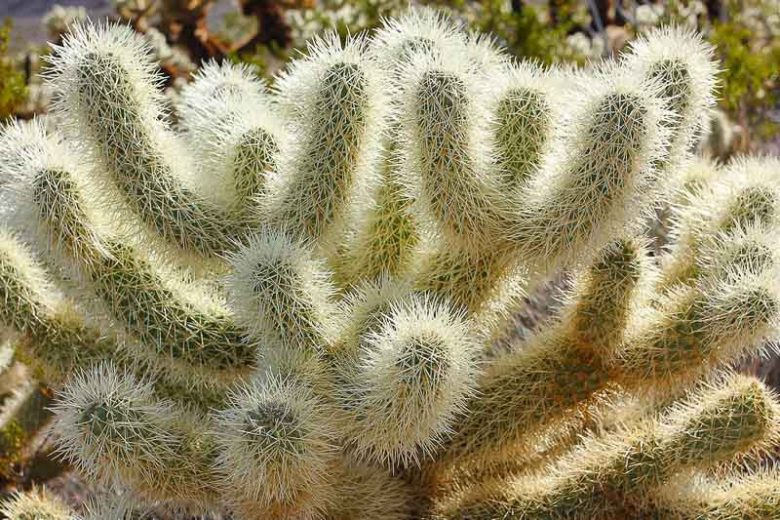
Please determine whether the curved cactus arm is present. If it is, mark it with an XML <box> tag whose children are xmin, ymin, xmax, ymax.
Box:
<box><xmin>623</xmin><ymin>26</ymin><xmax>717</xmax><ymax>168</ymax></box>
<box><xmin>440</xmin><ymin>237</ymin><xmax>646</xmax><ymax>468</ymax></box>
<box><xmin>492</xmin><ymin>62</ymin><xmax>560</xmax><ymax>197</ymax></box>
<box><xmin>335</xmin><ymin>292</ymin><xmax>478</xmax><ymax>467</ymax></box>
<box><xmin>45</xmin><ymin>23</ymin><xmax>239</xmax><ymax>255</ymax></box>
<box><xmin>615</xmin><ymin>243</ymin><xmax>780</xmax><ymax>392</ymax></box>
<box><xmin>176</xmin><ymin>60</ymin><xmax>267</xmax><ymax>144</ymax></box>
<box><xmin>440</xmin><ymin>375</ymin><xmax>780</xmax><ymax>519</ymax></box>
<box><xmin>397</xmin><ymin>46</ymin><xmax>542</xmax><ymax>314</ymax></box>
<box><xmin>0</xmin><ymin>227</ymin><xmax>116</xmax><ymax>381</ymax></box>
<box><xmin>396</xmin><ymin>46</ymin><xmax>505</xmax><ymax>252</ymax></box>
<box><xmin>337</xmin><ymin>165</ymin><xmax>420</xmax><ymax>286</ymax></box>
<box><xmin>51</xmin><ymin>363</ymin><xmax>222</xmax><ymax>510</ymax></box>
<box><xmin>649</xmin><ymin>469</ymin><xmax>780</xmax><ymax>519</ymax></box>
<box><xmin>214</xmin><ymin>374</ymin><xmax>337</xmax><ymax>519</ymax></box>
<box><xmin>334</xmin><ymin>9</ymin><xmax>467</xmax><ymax>286</ymax></box>
<box><xmin>226</xmin><ymin>230</ymin><xmax>340</xmax><ymax>373</ymax></box>
<box><xmin>661</xmin><ymin>157</ymin><xmax>780</xmax><ymax>289</ymax></box>
<box><xmin>405</xmin><ymin>61</ymin><xmax>557</xmax><ymax>316</ymax></box>
<box><xmin>264</xmin><ymin>33</ymin><xmax>388</xmax><ymax>251</ymax></box>
<box><xmin>177</xmin><ymin>61</ymin><xmax>283</xmax><ymax>219</ymax></box>
<box><xmin>510</xmin><ymin>70</ymin><xmax>671</xmax><ymax>273</ymax></box>
<box><xmin>1</xmin><ymin>125</ymin><xmax>256</xmax><ymax>384</ymax></box>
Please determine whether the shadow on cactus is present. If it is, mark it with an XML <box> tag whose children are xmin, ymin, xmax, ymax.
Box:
<box><xmin>1</xmin><ymin>7</ymin><xmax>780</xmax><ymax>520</ymax></box>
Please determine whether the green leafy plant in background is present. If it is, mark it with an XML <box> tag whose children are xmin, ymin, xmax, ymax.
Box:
<box><xmin>439</xmin><ymin>0</ymin><xmax>587</xmax><ymax>65</ymax></box>
<box><xmin>0</xmin><ymin>19</ymin><xmax>27</xmax><ymax>119</ymax></box>
<box><xmin>709</xmin><ymin>11</ymin><xmax>780</xmax><ymax>146</ymax></box>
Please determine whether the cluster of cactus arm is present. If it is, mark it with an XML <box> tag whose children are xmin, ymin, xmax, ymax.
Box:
<box><xmin>1</xmin><ymin>8</ymin><xmax>780</xmax><ymax>520</ymax></box>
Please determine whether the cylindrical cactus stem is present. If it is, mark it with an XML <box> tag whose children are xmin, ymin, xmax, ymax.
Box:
<box><xmin>510</xmin><ymin>71</ymin><xmax>669</xmax><ymax>273</ymax></box>
<box><xmin>492</xmin><ymin>62</ymin><xmax>559</xmax><ymax>196</ymax></box>
<box><xmin>4</xmin><ymin>129</ymin><xmax>256</xmax><ymax>383</ymax></box>
<box><xmin>0</xmin><ymin>225</ymin><xmax>227</xmax><ymax>406</ymax></box>
<box><xmin>662</xmin><ymin>375</ymin><xmax>780</xmax><ymax>465</ymax></box>
<box><xmin>441</xmin><ymin>375</ymin><xmax>780</xmax><ymax>519</ymax></box>
<box><xmin>397</xmin><ymin>46</ymin><xmax>506</xmax><ymax>252</ymax></box>
<box><xmin>440</xmin><ymin>238</ymin><xmax>646</xmax><ymax>468</ymax></box>
<box><xmin>661</xmin><ymin>157</ymin><xmax>780</xmax><ymax>289</ymax></box>
<box><xmin>0</xmin><ymin>227</ymin><xmax>116</xmax><ymax>380</ymax></box>
<box><xmin>45</xmin><ymin>23</ymin><xmax>237</xmax><ymax>254</ymax></box>
<box><xmin>337</xmin><ymin>163</ymin><xmax>419</xmax><ymax>285</ymax></box>
<box><xmin>266</xmin><ymin>33</ymin><xmax>386</xmax><ymax>249</ymax></box>
<box><xmin>52</xmin><ymin>363</ymin><xmax>221</xmax><ymax>510</ymax></box>
<box><xmin>177</xmin><ymin>61</ymin><xmax>283</xmax><ymax>218</ymax></box>
<box><xmin>696</xmin><ymin>226</ymin><xmax>777</xmax><ymax>282</ymax></box>
<box><xmin>407</xmin><ymin>62</ymin><xmax>557</xmax><ymax>317</ymax></box>
<box><xmin>650</xmin><ymin>469</ymin><xmax>780</xmax><ymax>519</ymax></box>
<box><xmin>335</xmin><ymin>8</ymin><xmax>467</xmax><ymax>286</ymax></box>
<box><xmin>615</xmin><ymin>263</ymin><xmax>779</xmax><ymax>393</ymax></box>
<box><xmin>226</xmin><ymin>230</ymin><xmax>340</xmax><ymax>370</ymax></box>
<box><xmin>396</xmin><ymin>49</ymin><xmax>547</xmax><ymax>315</ymax></box>
<box><xmin>214</xmin><ymin>374</ymin><xmax>336</xmax><ymax>520</ymax></box>
<box><xmin>176</xmin><ymin>60</ymin><xmax>267</xmax><ymax>148</ymax></box>
<box><xmin>335</xmin><ymin>292</ymin><xmax>478</xmax><ymax>467</ymax></box>
<box><xmin>0</xmin><ymin>487</ymin><xmax>73</xmax><ymax>520</ymax></box>
<box><xmin>623</xmin><ymin>27</ymin><xmax>716</xmax><ymax>166</ymax></box>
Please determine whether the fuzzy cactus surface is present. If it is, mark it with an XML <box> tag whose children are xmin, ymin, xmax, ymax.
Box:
<box><xmin>1</xmin><ymin>9</ymin><xmax>780</xmax><ymax>520</ymax></box>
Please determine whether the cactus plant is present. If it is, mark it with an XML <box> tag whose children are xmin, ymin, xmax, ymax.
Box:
<box><xmin>0</xmin><ymin>8</ymin><xmax>779</xmax><ymax>519</ymax></box>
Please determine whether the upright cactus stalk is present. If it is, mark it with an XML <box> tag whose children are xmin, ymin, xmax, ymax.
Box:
<box><xmin>1</xmin><ymin>11</ymin><xmax>779</xmax><ymax>519</ymax></box>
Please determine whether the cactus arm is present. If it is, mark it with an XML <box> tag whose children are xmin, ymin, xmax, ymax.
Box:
<box><xmin>336</xmin><ymin>293</ymin><xmax>478</xmax><ymax>466</ymax></box>
<box><xmin>177</xmin><ymin>61</ymin><xmax>282</xmax><ymax>218</ymax></box>
<box><xmin>0</xmin><ymin>227</ymin><xmax>116</xmax><ymax>381</ymax></box>
<box><xmin>46</xmin><ymin>24</ymin><xmax>240</xmax><ymax>254</ymax></box>
<box><xmin>52</xmin><ymin>363</ymin><xmax>221</xmax><ymax>509</ymax></box>
<box><xmin>511</xmin><ymin>72</ymin><xmax>669</xmax><ymax>272</ymax></box>
<box><xmin>615</xmin><ymin>261</ymin><xmax>779</xmax><ymax>393</ymax></box>
<box><xmin>441</xmin><ymin>375</ymin><xmax>780</xmax><ymax>519</ymax></box>
<box><xmin>624</xmin><ymin>27</ymin><xmax>717</xmax><ymax>167</ymax></box>
<box><xmin>214</xmin><ymin>374</ymin><xmax>336</xmax><ymax>519</ymax></box>
<box><xmin>226</xmin><ymin>230</ymin><xmax>340</xmax><ymax>372</ymax></box>
<box><xmin>265</xmin><ymin>34</ymin><xmax>387</xmax><ymax>250</ymax></box>
<box><xmin>3</xmin><ymin>128</ymin><xmax>256</xmax><ymax>381</ymax></box>
<box><xmin>441</xmin><ymin>238</ymin><xmax>645</xmax><ymax>467</ymax></box>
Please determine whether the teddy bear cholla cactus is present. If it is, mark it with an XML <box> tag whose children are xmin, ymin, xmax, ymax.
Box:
<box><xmin>0</xmin><ymin>8</ymin><xmax>779</xmax><ymax>519</ymax></box>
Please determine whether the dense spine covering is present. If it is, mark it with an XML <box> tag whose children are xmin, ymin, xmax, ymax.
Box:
<box><xmin>440</xmin><ymin>237</ymin><xmax>646</xmax><ymax>467</ymax></box>
<box><xmin>177</xmin><ymin>61</ymin><xmax>283</xmax><ymax>217</ymax></box>
<box><xmin>215</xmin><ymin>375</ymin><xmax>335</xmax><ymax>519</ymax></box>
<box><xmin>266</xmin><ymin>34</ymin><xmax>387</xmax><ymax>252</ymax></box>
<box><xmin>510</xmin><ymin>70</ymin><xmax>669</xmax><ymax>271</ymax></box>
<box><xmin>337</xmin><ymin>293</ymin><xmax>478</xmax><ymax>466</ymax></box>
<box><xmin>45</xmin><ymin>25</ymin><xmax>241</xmax><ymax>255</ymax></box>
<box><xmin>0</xmin><ymin>487</ymin><xmax>72</xmax><ymax>520</ymax></box>
<box><xmin>441</xmin><ymin>375</ymin><xmax>780</xmax><ymax>519</ymax></box>
<box><xmin>0</xmin><ymin>13</ymin><xmax>777</xmax><ymax>520</ymax></box>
